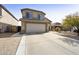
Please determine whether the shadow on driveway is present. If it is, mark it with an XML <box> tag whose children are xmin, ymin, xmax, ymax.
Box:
<box><xmin>0</xmin><ymin>32</ymin><xmax>23</xmax><ymax>38</ymax></box>
<box><xmin>60</xmin><ymin>34</ymin><xmax>79</xmax><ymax>40</ymax></box>
<box><xmin>0</xmin><ymin>33</ymin><xmax>15</xmax><ymax>38</ymax></box>
<box><xmin>58</xmin><ymin>37</ymin><xmax>79</xmax><ymax>47</ymax></box>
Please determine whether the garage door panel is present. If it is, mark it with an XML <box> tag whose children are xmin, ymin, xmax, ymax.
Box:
<box><xmin>26</xmin><ymin>23</ymin><xmax>46</xmax><ymax>33</ymax></box>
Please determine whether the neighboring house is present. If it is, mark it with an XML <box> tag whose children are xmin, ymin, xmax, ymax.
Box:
<box><xmin>20</xmin><ymin>8</ymin><xmax>51</xmax><ymax>33</ymax></box>
<box><xmin>0</xmin><ymin>5</ymin><xmax>18</xmax><ymax>33</ymax></box>
<box><xmin>51</xmin><ymin>22</ymin><xmax>62</xmax><ymax>31</ymax></box>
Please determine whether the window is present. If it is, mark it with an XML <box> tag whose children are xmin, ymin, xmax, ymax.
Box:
<box><xmin>40</xmin><ymin>15</ymin><xmax>44</xmax><ymax>20</ymax></box>
<box><xmin>38</xmin><ymin>14</ymin><xmax>44</xmax><ymax>20</ymax></box>
<box><xmin>38</xmin><ymin>14</ymin><xmax>41</xmax><ymax>20</ymax></box>
<box><xmin>29</xmin><ymin>13</ymin><xmax>32</xmax><ymax>19</ymax></box>
<box><xmin>26</xmin><ymin>12</ymin><xmax>32</xmax><ymax>19</ymax></box>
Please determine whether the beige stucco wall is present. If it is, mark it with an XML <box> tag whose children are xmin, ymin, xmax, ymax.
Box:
<box><xmin>0</xmin><ymin>7</ymin><xmax>18</xmax><ymax>32</ymax></box>
<box><xmin>21</xmin><ymin>21</ymin><xmax>26</xmax><ymax>33</ymax></box>
<box><xmin>46</xmin><ymin>23</ymin><xmax>51</xmax><ymax>31</ymax></box>
<box><xmin>0</xmin><ymin>8</ymin><xmax>18</xmax><ymax>26</ymax></box>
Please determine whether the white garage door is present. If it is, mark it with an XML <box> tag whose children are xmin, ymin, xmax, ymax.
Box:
<box><xmin>26</xmin><ymin>23</ymin><xmax>46</xmax><ymax>33</ymax></box>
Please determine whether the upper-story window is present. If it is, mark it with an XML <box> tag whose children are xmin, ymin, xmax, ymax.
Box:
<box><xmin>38</xmin><ymin>14</ymin><xmax>41</xmax><ymax>20</ymax></box>
<box><xmin>38</xmin><ymin>14</ymin><xmax>44</xmax><ymax>20</ymax></box>
<box><xmin>26</xmin><ymin>12</ymin><xmax>32</xmax><ymax>19</ymax></box>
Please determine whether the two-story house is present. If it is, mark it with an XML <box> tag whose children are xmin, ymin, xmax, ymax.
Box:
<box><xmin>0</xmin><ymin>5</ymin><xmax>18</xmax><ymax>33</ymax></box>
<box><xmin>20</xmin><ymin>8</ymin><xmax>51</xmax><ymax>33</ymax></box>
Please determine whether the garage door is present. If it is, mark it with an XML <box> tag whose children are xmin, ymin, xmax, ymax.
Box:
<box><xmin>26</xmin><ymin>23</ymin><xmax>46</xmax><ymax>33</ymax></box>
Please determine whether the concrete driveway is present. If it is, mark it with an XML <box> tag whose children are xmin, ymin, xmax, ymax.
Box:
<box><xmin>0</xmin><ymin>33</ymin><xmax>22</xmax><ymax>55</ymax></box>
<box><xmin>17</xmin><ymin>32</ymin><xmax>79</xmax><ymax>55</ymax></box>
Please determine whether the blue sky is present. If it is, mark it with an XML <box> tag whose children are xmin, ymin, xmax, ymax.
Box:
<box><xmin>3</xmin><ymin>4</ymin><xmax>79</xmax><ymax>23</ymax></box>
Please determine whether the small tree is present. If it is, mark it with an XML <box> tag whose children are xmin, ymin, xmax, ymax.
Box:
<box><xmin>62</xmin><ymin>12</ymin><xmax>79</xmax><ymax>35</ymax></box>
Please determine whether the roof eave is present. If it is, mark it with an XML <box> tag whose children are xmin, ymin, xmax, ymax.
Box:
<box><xmin>0</xmin><ymin>4</ymin><xmax>18</xmax><ymax>21</ymax></box>
<box><xmin>21</xmin><ymin>8</ymin><xmax>46</xmax><ymax>15</ymax></box>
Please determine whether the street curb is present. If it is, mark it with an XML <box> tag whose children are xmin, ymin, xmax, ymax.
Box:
<box><xmin>16</xmin><ymin>35</ymin><xmax>26</xmax><ymax>55</ymax></box>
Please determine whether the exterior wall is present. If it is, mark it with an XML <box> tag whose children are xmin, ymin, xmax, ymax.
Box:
<box><xmin>46</xmin><ymin>23</ymin><xmax>51</xmax><ymax>31</ymax></box>
<box><xmin>21</xmin><ymin>21</ymin><xmax>26</xmax><ymax>33</ymax></box>
<box><xmin>20</xmin><ymin>9</ymin><xmax>51</xmax><ymax>33</ymax></box>
<box><xmin>0</xmin><ymin>8</ymin><xmax>18</xmax><ymax>26</ymax></box>
<box><xmin>0</xmin><ymin>23</ymin><xmax>8</xmax><ymax>32</ymax></box>
<box><xmin>0</xmin><ymin>7</ymin><xmax>18</xmax><ymax>32</ymax></box>
<box><xmin>47</xmin><ymin>24</ymin><xmax>49</xmax><ymax>31</ymax></box>
<box><xmin>11</xmin><ymin>26</ymin><xmax>17</xmax><ymax>32</ymax></box>
<box><xmin>0</xmin><ymin>22</ymin><xmax>17</xmax><ymax>32</ymax></box>
<box><xmin>22</xmin><ymin>10</ymin><xmax>45</xmax><ymax>20</ymax></box>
